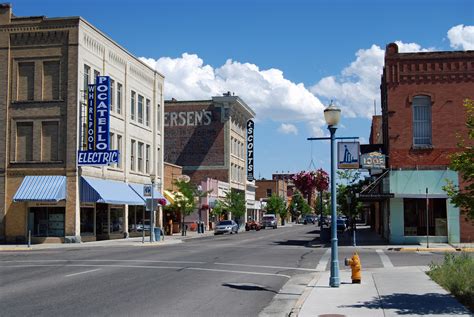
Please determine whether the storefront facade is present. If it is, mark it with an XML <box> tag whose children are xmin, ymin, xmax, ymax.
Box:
<box><xmin>0</xmin><ymin>5</ymin><xmax>165</xmax><ymax>243</ymax></box>
<box><xmin>380</xmin><ymin>43</ymin><xmax>473</xmax><ymax>243</ymax></box>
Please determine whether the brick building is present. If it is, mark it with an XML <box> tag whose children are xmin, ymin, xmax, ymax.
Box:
<box><xmin>378</xmin><ymin>43</ymin><xmax>474</xmax><ymax>243</ymax></box>
<box><xmin>164</xmin><ymin>94</ymin><xmax>258</xmax><ymax>221</ymax></box>
<box><xmin>0</xmin><ymin>5</ymin><xmax>165</xmax><ymax>242</ymax></box>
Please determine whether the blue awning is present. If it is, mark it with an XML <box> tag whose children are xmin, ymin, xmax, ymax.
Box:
<box><xmin>128</xmin><ymin>183</ymin><xmax>170</xmax><ymax>205</ymax></box>
<box><xmin>80</xmin><ymin>176</ymin><xmax>144</xmax><ymax>205</ymax></box>
<box><xmin>13</xmin><ymin>176</ymin><xmax>67</xmax><ymax>202</ymax></box>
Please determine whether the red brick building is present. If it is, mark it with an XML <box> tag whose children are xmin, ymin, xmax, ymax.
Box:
<box><xmin>379</xmin><ymin>43</ymin><xmax>474</xmax><ymax>243</ymax></box>
<box><xmin>164</xmin><ymin>95</ymin><xmax>255</xmax><ymax>190</ymax></box>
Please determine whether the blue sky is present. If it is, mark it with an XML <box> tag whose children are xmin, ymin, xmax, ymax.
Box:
<box><xmin>12</xmin><ymin>0</ymin><xmax>474</xmax><ymax>179</ymax></box>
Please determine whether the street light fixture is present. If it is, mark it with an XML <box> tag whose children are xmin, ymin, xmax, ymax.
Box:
<box><xmin>324</xmin><ymin>101</ymin><xmax>341</xmax><ymax>288</ymax></box>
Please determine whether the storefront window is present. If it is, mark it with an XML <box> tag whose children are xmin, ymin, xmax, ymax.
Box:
<box><xmin>404</xmin><ymin>198</ymin><xmax>447</xmax><ymax>236</ymax></box>
<box><xmin>28</xmin><ymin>207</ymin><xmax>65</xmax><ymax>237</ymax></box>
<box><xmin>110</xmin><ymin>208</ymin><xmax>124</xmax><ymax>233</ymax></box>
<box><xmin>80</xmin><ymin>207</ymin><xmax>94</xmax><ymax>235</ymax></box>
<box><xmin>128</xmin><ymin>206</ymin><xmax>145</xmax><ymax>233</ymax></box>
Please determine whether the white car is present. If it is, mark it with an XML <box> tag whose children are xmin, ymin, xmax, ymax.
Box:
<box><xmin>214</xmin><ymin>220</ymin><xmax>239</xmax><ymax>235</ymax></box>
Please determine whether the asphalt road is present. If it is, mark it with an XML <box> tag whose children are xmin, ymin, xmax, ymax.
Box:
<box><xmin>0</xmin><ymin>225</ymin><xmax>448</xmax><ymax>317</ymax></box>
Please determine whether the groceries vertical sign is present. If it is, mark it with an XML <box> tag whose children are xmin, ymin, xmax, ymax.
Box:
<box><xmin>247</xmin><ymin>119</ymin><xmax>254</xmax><ymax>181</ymax></box>
<box><xmin>78</xmin><ymin>76</ymin><xmax>119</xmax><ymax>165</ymax></box>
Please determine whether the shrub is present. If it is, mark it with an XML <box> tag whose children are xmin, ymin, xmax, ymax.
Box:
<box><xmin>427</xmin><ymin>252</ymin><xmax>474</xmax><ymax>311</ymax></box>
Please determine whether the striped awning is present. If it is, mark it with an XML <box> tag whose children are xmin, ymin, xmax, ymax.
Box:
<box><xmin>80</xmin><ymin>176</ymin><xmax>143</xmax><ymax>205</ymax></box>
<box><xmin>13</xmin><ymin>176</ymin><xmax>67</xmax><ymax>202</ymax></box>
<box><xmin>128</xmin><ymin>183</ymin><xmax>170</xmax><ymax>205</ymax></box>
<box><xmin>163</xmin><ymin>190</ymin><xmax>176</xmax><ymax>204</ymax></box>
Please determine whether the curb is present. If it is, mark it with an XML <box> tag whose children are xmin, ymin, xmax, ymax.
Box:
<box><xmin>394</xmin><ymin>247</ymin><xmax>474</xmax><ymax>252</ymax></box>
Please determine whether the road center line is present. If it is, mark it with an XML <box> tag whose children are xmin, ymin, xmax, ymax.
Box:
<box><xmin>214</xmin><ymin>262</ymin><xmax>316</xmax><ymax>272</ymax></box>
<box><xmin>376</xmin><ymin>249</ymin><xmax>394</xmax><ymax>268</ymax></box>
<box><xmin>1</xmin><ymin>264</ymin><xmax>291</xmax><ymax>278</ymax></box>
<box><xmin>1</xmin><ymin>259</ymin><xmax>206</xmax><ymax>264</ymax></box>
<box><xmin>316</xmin><ymin>249</ymin><xmax>331</xmax><ymax>271</ymax></box>
<box><xmin>65</xmin><ymin>268</ymin><xmax>101</xmax><ymax>277</ymax></box>
<box><xmin>187</xmin><ymin>267</ymin><xmax>291</xmax><ymax>278</ymax></box>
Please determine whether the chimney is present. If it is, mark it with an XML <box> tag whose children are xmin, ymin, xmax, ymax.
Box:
<box><xmin>0</xmin><ymin>3</ymin><xmax>12</xmax><ymax>25</ymax></box>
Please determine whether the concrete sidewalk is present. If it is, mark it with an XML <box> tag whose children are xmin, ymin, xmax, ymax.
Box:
<box><xmin>296</xmin><ymin>266</ymin><xmax>472</xmax><ymax>316</ymax></box>
<box><xmin>0</xmin><ymin>230</ymin><xmax>214</xmax><ymax>251</ymax></box>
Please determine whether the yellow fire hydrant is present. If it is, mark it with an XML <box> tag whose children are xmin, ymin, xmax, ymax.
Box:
<box><xmin>344</xmin><ymin>252</ymin><xmax>362</xmax><ymax>284</ymax></box>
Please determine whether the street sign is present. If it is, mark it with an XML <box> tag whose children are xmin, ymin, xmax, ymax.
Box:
<box><xmin>144</xmin><ymin>184</ymin><xmax>153</xmax><ymax>197</ymax></box>
<box><xmin>337</xmin><ymin>142</ymin><xmax>360</xmax><ymax>169</ymax></box>
<box><xmin>360</xmin><ymin>152</ymin><xmax>386</xmax><ymax>169</ymax></box>
<box><xmin>146</xmin><ymin>198</ymin><xmax>158</xmax><ymax>211</ymax></box>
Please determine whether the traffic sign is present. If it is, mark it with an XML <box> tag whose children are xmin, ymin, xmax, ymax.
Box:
<box><xmin>144</xmin><ymin>184</ymin><xmax>153</xmax><ymax>197</ymax></box>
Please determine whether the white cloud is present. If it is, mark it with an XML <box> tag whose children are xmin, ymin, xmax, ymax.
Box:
<box><xmin>140</xmin><ymin>54</ymin><xmax>326</xmax><ymax>130</ymax></box>
<box><xmin>448</xmin><ymin>25</ymin><xmax>474</xmax><ymax>50</ymax></box>
<box><xmin>310</xmin><ymin>41</ymin><xmax>432</xmax><ymax>119</ymax></box>
<box><xmin>278</xmin><ymin>123</ymin><xmax>298</xmax><ymax>135</ymax></box>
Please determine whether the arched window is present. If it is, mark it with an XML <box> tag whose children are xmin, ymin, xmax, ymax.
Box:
<box><xmin>412</xmin><ymin>95</ymin><xmax>432</xmax><ymax>147</ymax></box>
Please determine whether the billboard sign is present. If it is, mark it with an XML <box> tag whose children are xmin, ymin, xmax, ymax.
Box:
<box><xmin>337</xmin><ymin>142</ymin><xmax>360</xmax><ymax>169</ymax></box>
<box><xmin>247</xmin><ymin>119</ymin><xmax>254</xmax><ymax>181</ymax></box>
<box><xmin>360</xmin><ymin>152</ymin><xmax>386</xmax><ymax>169</ymax></box>
<box><xmin>78</xmin><ymin>76</ymin><xmax>119</xmax><ymax>166</ymax></box>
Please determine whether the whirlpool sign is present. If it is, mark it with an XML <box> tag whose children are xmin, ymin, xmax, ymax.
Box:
<box><xmin>78</xmin><ymin>76</ymin><xmax>120</xmax><ymax>165</ymax></box>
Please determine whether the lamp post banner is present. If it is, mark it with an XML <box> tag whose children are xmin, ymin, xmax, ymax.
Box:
<box><xmin>337</xmin><ymin>142</ymin><xmax>360</xmax><ymax>169</ymax></box>
<box><xmin>247</xmin><ymin>119</ymin><xmax>254</xmax><ymax>181</ymax></box>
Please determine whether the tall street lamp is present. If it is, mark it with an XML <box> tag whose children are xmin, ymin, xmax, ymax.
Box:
<box><xmin>324</xmin><ymin>101</ymin><xmax>341</xmax><ymax>288</ymax></box>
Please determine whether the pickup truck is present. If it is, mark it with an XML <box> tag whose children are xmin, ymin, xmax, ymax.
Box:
<box><xmin>261</xmin><ymin>214</ymin><xmax>277</xmax><ymax>229</ymax></box>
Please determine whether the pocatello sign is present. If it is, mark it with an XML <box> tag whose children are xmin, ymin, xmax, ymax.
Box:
<box><xmin>78</xmin><ymin>76</ymin><xmax>119</xmax><ymax>165</ymax></box>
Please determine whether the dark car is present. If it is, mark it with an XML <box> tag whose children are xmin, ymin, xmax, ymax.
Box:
<box><xmin>336</xmin><ymin>218</ymin><xmax>347</xmax><ymax>232</ymax></box>
<box><xmin>303</xmin><ymin>215</ymin><xmax>317</xmax><ymax>225</ymax></box>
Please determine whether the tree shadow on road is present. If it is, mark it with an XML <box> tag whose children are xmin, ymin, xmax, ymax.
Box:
<box><xmin>222</xmin><ymin>283</ymin><xmax>277</xmax><ymax>293</ymax></box>
<box><xmin>340</xmin><ymin>292</ymin><xmax>470</xmax><ymax>315</ymax></box>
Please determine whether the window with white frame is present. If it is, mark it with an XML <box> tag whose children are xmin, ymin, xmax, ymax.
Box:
<box><xmin>138</xmin><ymin>142</ymin><xmax>144</xmax><ymax>172</ymax></box>
<box><xmin>131</xmin><ymin>91</ymin><xmax>136</xmax><ymax>121</ymax></box>
<box><xmin>146</xmin><ymin>144</ymin><xmax>150</xmax><ymax>173</ymax></box>
<box><xmin>130</xmin><ymin>139</ymin><xmax>136</xmax><ymax>171</ymax></box>
<box><xmin>116</xmin><ymin>83</ymin><xmax>122</xmax><ymax>114</ymax></box>
<box><xmin>412</xmin><ymin>95</ymin><xmax>432</xmax><ymax>147</ymax></box>
<box><xmin>138</xmin><ymin>95</ymin><xmax>144</xmax><ymax>124</ymax></box>
<box><xmin>146</xmin><ymin>99</ymin><xmax>150</xmax><ymax>127</ymax></box>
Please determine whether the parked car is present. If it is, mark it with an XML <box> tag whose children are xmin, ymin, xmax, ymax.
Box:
<box><xmin>261</xmin><ymin>214</ymin><xmax>277</xmax><ymax>229</ymax></box>
<box><xmin>130</xmin><ymin>220</ymin><xmax>150</xmax><ymax>232</ymax></box>
<box><xmin>303</xmin><ymin>215</ymin><xmax>317</xmax><ymax>225</ymax></box>
<box><xmin>336</xmin><ymin>218</ymin><xmax>347</xmax><ymax>232</ymax></box>
<box><xmin>214</xmin><ymin>220</ymin><xmax>239</xmax><ymax>235</ymax></box>
<box><xmin>245</xmin><ymin>219</ymin><xmax>261</xmax><ymax>231</ymax></box>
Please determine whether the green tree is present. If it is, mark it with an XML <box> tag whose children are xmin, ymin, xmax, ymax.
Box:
<box><xmin>266</xmin><ymin>194</ymin><xmax>287</xmax><ymax>224</ymax></box>
<box><xmin>169</xmin><ymin>180</ymin><xmax>208</xmax><ymax>235</ymax></box>
<box><xmin>289</xmin><ymin>190</ymin><xmax>311</xmax><ymax>218</ymax></box>
<box><xmin>336</xmin><ymin>170</ymin><xmax>367</xmax><ymax>225</ymax></box>
<box><xmin>444</xmin><ymin>99</ymin><xmax>474</xmax><ymax>219</ymax></box>
<box><xmin>218</xmin><ymin>189</ymin><xmax>246</xmax><ymax>225</ymax></box>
